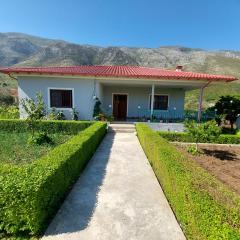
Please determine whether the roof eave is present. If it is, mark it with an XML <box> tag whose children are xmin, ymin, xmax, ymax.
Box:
<box><xmin>0</xmin><ymin>69</ymin><xmax>237</xmax><ymax>82</ymax></box>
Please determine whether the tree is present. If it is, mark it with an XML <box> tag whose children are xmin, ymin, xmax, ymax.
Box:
<box><xmin>184</xmin><ymin>120</ymin><xmax>221</xmax><ymax>153</ymax></box>
<box><xmin>93</xmin><ymin>98</ymin><xmax>102</xmax><ymax>119</ymax></box>
<box><xmin>21</xmin><ymin>92</ymin><xmax>45</xmax><ymax>136</ymax></box>
<box><xmin>214</xmin><ymin>95</ymin><xmax>240</xmax><ymax>130</ymax></box>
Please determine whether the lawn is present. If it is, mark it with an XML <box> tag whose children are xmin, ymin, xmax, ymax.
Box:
<box><xmin>0</xmin><ymin>131</ymin><xmax>72</xmax><ymax>165</ymax></box>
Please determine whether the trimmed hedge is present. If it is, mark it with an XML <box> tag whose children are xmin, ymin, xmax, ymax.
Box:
<box><xmin>136</xmin><ymin>123</ymin><xmax>240</xmax><ymax>240</ymax></box>
<box><xmin>0</xmin><ymin>121</ymin><xmax>106</xmax><ymax>236</ymax></box>
<box><xmin>158</xmin><ymin>131</ymin><xmax>240</xmax><ymax>144</ymax></box>
<box><xmin>0</xmin><ymin>119</ymin><xmax>92</xmax><ymax>134</ymax></box>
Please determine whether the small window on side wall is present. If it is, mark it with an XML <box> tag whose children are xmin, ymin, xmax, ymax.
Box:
<box><xmin>150</xmin><ymin>95</ymin><xmax>168</xmax><ymax>110</ymax></box>
<box><xmin>50</xmin><ymin>89</ymin><xmax>73</xmax><ymax>108</ymax></box>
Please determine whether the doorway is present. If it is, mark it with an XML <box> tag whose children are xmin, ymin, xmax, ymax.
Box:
<box><xmin>112</xmin><ymin>94</ymin><xmax>128</xmax><ymax>120</ymax></box>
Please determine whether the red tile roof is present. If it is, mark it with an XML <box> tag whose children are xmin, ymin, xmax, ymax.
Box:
<box><xmin>0</xmin><ymin>65</ymin><xmax>237</xmax><ymax>82</ymax></box>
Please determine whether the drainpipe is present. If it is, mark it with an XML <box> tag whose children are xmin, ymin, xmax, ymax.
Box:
<box><xmin>150</xmin><ymin>84</ymin><xmax>155</xmax><ymax>120</ymax></box>
<box><xmin>197</xmin><ymin>81</ymin><xmax>211</xmax><ymax>122</ymax></box>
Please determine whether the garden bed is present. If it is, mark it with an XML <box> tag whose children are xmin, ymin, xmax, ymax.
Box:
<box><xmin>0</xmin><ymin>120</ymin><xmax>107</xmax><ymax>238</ymax></box>
<box><xmin>0</xmin><ymin>131</ymin><xmax>72</xmax><ymax>165</ymax></box>
<box><xmin>175</xmin><ymin>144</ymin><xmax>240</xmax><ymax>195</ymax></box>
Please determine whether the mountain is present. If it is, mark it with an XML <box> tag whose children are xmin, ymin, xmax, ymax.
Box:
<box><xmin>0</xmin><ymin>32</ymin><xmax>240</xmax><ymax>109</ymax></box>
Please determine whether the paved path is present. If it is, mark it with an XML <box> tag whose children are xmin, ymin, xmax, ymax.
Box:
<box><xmin>43</xmin><ymin>131</ymin><xmax>185</xmax><ymax>240</ymax></box>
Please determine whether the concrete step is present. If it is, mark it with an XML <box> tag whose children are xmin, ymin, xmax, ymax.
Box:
<box><xmin>108</xmin><ymin>124</ymin><xmax>136</xmax><ymax>133</ymax></box>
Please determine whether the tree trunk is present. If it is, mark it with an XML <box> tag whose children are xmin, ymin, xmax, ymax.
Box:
<box><xmin>196</xmin><ymin>142</ymin><xmax>198</xmax><ymax>152</ymax></box>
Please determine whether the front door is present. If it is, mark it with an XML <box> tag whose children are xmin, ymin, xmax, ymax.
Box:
<box><xmin>113</xmin><ymin>94</ymin><xmax>128</xmax><ymax>120</ymax></box>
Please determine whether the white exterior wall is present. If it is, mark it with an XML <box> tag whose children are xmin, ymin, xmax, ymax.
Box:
<box><xmin>17</xmin><ymin>76</ymin><xmax>186</xmax><ymax>120</ymax></box>
<box><xmin>95</xmin><ymin>81</ymin><xmax>103</xmax><ymax>102</ymax></box>
<box><xmin>18</xmin><ymin>76</ymin><xmax>96</xmax><ymax>120</ymax></box>
<box><xmin>101</xmin><ymin>85</ymin><xmax>185</xmax><ymax>117</ymax></box>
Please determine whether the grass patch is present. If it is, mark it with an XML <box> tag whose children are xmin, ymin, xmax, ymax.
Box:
<box><xmin>0</xmin><ymin>121</ymin><xmax>106</xmax><ymax>238</ymax></box>
<box><xmin>0</xmin><ymin>131</ymin><xmax>72</xmax><ymax>165</ymax></box>
<box><xmin>136</xmin><ymin>123</ymin><xmax>240</xmax><ymax>240</ymax></box>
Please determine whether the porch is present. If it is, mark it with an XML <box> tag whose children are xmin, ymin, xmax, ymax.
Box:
<box><xmin>96</xmin><ymin>78</ymin><xmax>213</xmax><ymax>122</ymax></box>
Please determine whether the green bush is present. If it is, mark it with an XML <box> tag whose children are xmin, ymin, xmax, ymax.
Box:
<box><xmin>158</xmin><ymin>131</ymin><xmax>240</xmax><ymax>144</ymax></box>
<box><xmin>158</xmin><ymin>131</ymin><xmax>193</xmax><ymax>142</ymax></box>
<box><xmin>0</xmin><ymin>94</ymin><xmax>14</xmax><ymax>105</ymax></box>
<box><xmin>0</xmin><ymin>105</ymin><xmax>19</xmax><ymax>119</ymax></box>
<box><xmin>0</xmin><ymin>121</ymin><xmax>106</xmax><ymax>236</ymax></box>
<box><xmin>0</xmin><ymin>119</ymin><xmax>92</xmax><ymax>134</ymax></box>
<box><xmin>218</xmin><ymin>134</ymin><xmax>240</xmax><ymax>144</ymax></box>
<box><xmin>136</xmin><ymin>123</ymin><xmax>240</xmax><ymax>240</ymax></box>
<box><xmin>27</xmin><ymin>132</ymin><xmax>53</xmax><ymax>145</ymax></box>
<box><xmin>184</xmin><ymin>120</ymin><xmax>221</xmax><ymax>150</ymax></box>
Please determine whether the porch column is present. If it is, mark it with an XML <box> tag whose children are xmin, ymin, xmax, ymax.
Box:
<box><xmin>150</xmin><ymin>84</ymin><xmax>155</xmax><ymax>119</ymax></box>
<box><xmin>197</xmin><ymin>87</ymin><xmax>204</xmax><ymax>123</ymax></box>
<box><xmin>197</xmin><ymin>81</ymin><xmax>211</xmax><ymax>122</ymax></box>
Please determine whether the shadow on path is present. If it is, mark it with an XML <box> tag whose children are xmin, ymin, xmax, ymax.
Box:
<box><xmin>44</xmin><ymin>133</ymin><xmax>115</xmax><ymax>236</ymax></box>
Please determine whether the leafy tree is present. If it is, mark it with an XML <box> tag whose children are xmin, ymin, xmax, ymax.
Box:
<box><xmin>214</xmin><ymin>95</ymin><xmax>240</xmax><ymax>130</ymax></box>
<box><xmin>21</xmin><ymin>92</ymin><xmax>45</xmax><ymax>136</ymax></box>
<box><xmin>184</xmin><ymin>120</ymin><xmax>221</xmax><ymax>153</ymax></box>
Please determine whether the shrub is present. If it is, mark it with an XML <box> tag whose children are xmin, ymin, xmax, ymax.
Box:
<box><xmin>0</xmin><ymin>93</ymin><xmax>14</xmax><ymax>105</ymax></box>
<box><xmin>136</xmin><ymin>123</ymin><xmax>240</xmax><ymax>239</ymax></box>
<box><xmin>0</xmin><ymin>105</ymin><xmax>19</xmax><ymax>119</ymax></box>
<box><xmin>221</xmin><ymin>127</ymin><xmax>238</xmax><ymax>134</ymax></box>
<box><xmin>0</xmin><ymin>121</ymin><xmax>106</xmax><ymax>236</ymax></box>
<box><xmin>56</xmin><ymin>111</ymin><xmax>65</xmax><ymax>120</ymax></box>
<box><xmin>158</xmin><ymin>131</ymin><xmax>240</xmax><ymax>144</ymax></box>
<box><xmin>184</xmin><ymin>120</ymin><xmax>221</xmax><ymax>152</ymax></box>
<box><xmin>28</xmin><ymin>132</ymin><xmax>53</xmax><ymax>145</ymax></box>
<box><xmin>0</xmin><ymin>119</ymin><xmax>92</xmax><ymax>134</ymax></box>
<box><xmin>187</xmin><ymin>145</ymin><xmax>198</xmax><ymax>155</ymax></box>
<box><xmin>218</xmin><ymin>134</ymin><xmax>240</xmax><ymax>144</ymax></box>
<box><xmin>21</xmin><ymin>92</ymin><xmax>45</xmax><ymax>136</ymax></box>
<box><xmin>213</xmin><ymin>95</ymin><xmax>240</xmax><ymax>129</ymax></box>
<box><xmin>46</xmin><ymin>107</ymin><xmax>58</xmax><ymax>120</ymax></box>
<box><xmin>158</xmin><ymin>131</ymin><xmax>192</xmax><ymax>142</ymax></box>
<box><xmin>71</xmin><ymin>107</ymin><xmax>79</xmax><ymax>120</ymax></box>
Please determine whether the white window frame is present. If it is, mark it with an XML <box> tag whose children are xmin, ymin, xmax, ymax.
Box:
<box><xmin>149</xmin><ymin>94</ymin><xmax>169</xmax><ymax>111</ymax></box>
<box><xmin>48</xmin><ymin>87</ymin><xmax>75</xmax><ymax>110</ymax></box>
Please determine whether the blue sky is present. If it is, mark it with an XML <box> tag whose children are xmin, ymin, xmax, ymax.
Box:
<box><xmin>0</xmin><ymin>0</ymin><xmax>239</xmax><ymax>50</ymax></box>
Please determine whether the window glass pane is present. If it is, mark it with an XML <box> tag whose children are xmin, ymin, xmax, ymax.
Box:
<box><xmin>149</xmin><ymin>95</ymin><xmax>168</xmax><ymax>110</ymax></box>
<box><xmin>50</xmin><ymin>89</ymin><xmax>72</xmax><ymax>108</ymax></box>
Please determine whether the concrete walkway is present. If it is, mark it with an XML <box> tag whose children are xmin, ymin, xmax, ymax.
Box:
<box><xmin>43</xmin><ymin>130</ymin><xmax>185</xmax><ymax>240</ymax></box>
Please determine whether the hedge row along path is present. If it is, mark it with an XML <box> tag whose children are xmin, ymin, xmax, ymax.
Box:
<box><xmin>42</xmin><ymin>126</ymin><xmax>185</xmax><ymax>240</ymax></box>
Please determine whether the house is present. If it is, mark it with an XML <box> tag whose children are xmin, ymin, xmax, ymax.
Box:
<box><xmin>0</xmin><ymin>65</ymin><xmax>237</xmax><ymax>121</ymax></box>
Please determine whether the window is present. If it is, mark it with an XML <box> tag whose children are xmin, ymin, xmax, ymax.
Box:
<box><xmin>49</xmin><ymin>89</ymin><xmax>73</xmax><ymax>108</ymax></box>
<box><xmin>149</xmin><ymin>95</ymin><xmax>168</xmax><ymax>110</ymax></box>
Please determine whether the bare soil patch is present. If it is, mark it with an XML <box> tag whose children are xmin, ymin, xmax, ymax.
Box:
<box><xmin>176</xmin><ymin>144</ymin><xmax>240</xmax><ymax>195</ymax></box>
